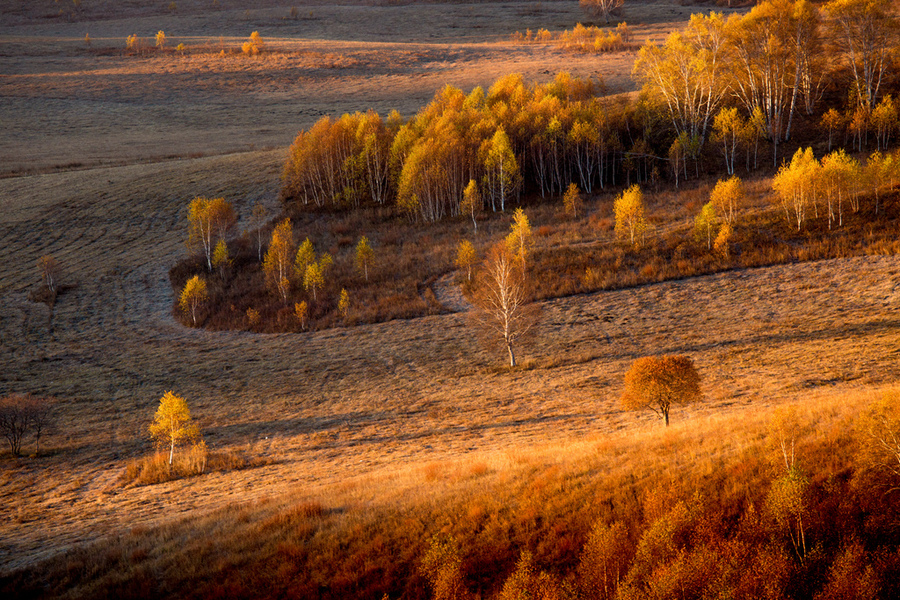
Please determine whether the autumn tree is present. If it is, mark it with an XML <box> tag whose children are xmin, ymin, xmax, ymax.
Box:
<box><xmin>620</xmin><ymin>355</ymin><xmax>702</xmax><ymax>426</ymax></box>
<box><xmin>149</xmin><ymin>391</ymin><xmax>200</xmax><ymax>467</ymax></box>
<box><xmin>0</xmin><ymin>394</ymin><xmax>51</xmax><ymax>457</ymax></box>
<box><xmin>614</xmin><ymin>184</ymin><xmax>646</xmax><ymax>246</ymax></box>
<box><xmin>871</xmin><ymin>94</ymin><xmax>897</xmax><ymax>150</ymax></box>
<box><xmin>580</xmin><ymin>0</ymin><xmax>624</xmax><ymax>25</ymax></box>
<box><xmin>668</xmin><ymin>133</ymin><xmax>686</xmax><ymax>188</ymax></box>
<box><xmin>420</xmin><ymin>534</ymin><xmax>471</xmax><ymax>600</ymax></box>
<box><xmin>821</xmin><ymin>108</ymin><xmax>844</xmax><ymax>151</ymax></box>
<box><xmin>460</xmin><ymin>179</ymin><xmax>481</xmax><ymax>232</ymax></box>
<box><xmin>263</xmin><ymin>219</ymin><xmax>294</xmax><ymax>303</ymax></box>
<box><xmin>155</xmin><ymin>30</ymin><xmax>166</xmax><ymax>49</ymax></box>
<box><xmin>505</xmin><ymin>207</ymin><xmax>534</xmax><ymax>276</ymax></box>
<box><xmin>38</xmin><ymin>254</ymin><xmax>60</xmax><ymax>300</ymax></box>
<box><xmin>562</xmin><ymin>182</ymin><xmax>582</xmax><ymax>218</ymax></box>
<box><xmin>577</xmin><ymin>520</ymin><xmax>630</xmax><ymax>600</ymax></box>
<box><xmin>211</xmin><ymin>239</ymin><xmax>229</xmax><ymax>278</ymax></box>
<box><xmin>304</xmin><ymin>254</ymin><xmax>332</xmax><ymax>302</ymax></box>
<box><xmin>727</xmin><ymin>0</ymin><xmax>819</xmax><ymax>163</ymax></box>
<box><xmin>456</xmin><ymin>239</ymin><xmax>477</xmax><ymax>282</ymax></box>
<box><xmin>249</xmin><ymin>201</ymin><xmax>268</xmax><ymax>262</ymax></box>
<box><xmin>766</xmin><ymin>466</ymin><xmax>810</xmax><ymax>562</ymax></box>
<box><xmin>294</xmin><ymin>301</ymin><xmax>308</xmax><ymax>330</ymax></box>
<box><xmin>188</xmin><ymin>196</ymin><xmax>236</xmax><ymax>271</ymax></box>
<box><xmin>857</xmin><ymin>389</ymin><xmax>900</xmax><ymax>493</ymax></box>
<box><xmin>355</xmin><ymin>235</ymin><xmax>374</xmax><ymax>282</ymax></box>
<box><xmin>469</xmin><ymin>244</ymin><xmax>540</xmax><ymax>367</ymax></box>
<box><xmin>633</xmin><ymin>12</ymin><xmax>729</xmax><ymax>146</ymax></box>
<box><xmin>179</xmin><ymin>275</ymin><xmax>208</xmax><ymax>326</ymax></box>
<box><xmin>819</xmin><ymin>148</ymin><xmax>857</xmax><ymax>227</ymax></box>
<box><xmin>694</xmin><ymin>202</ymin><xmax>717</xmax><ymax>250</ymax></box>
<box><xmin>772</xmin><ymin>147</ymin><xmax>818</xmax><ymax>231</ymax></box>
<box><xmin>712</xmin><ymin>107</ymin><xmax>745</xmax><ymax>175</ymax></box>
<box><xmin>482</xmin><ymin>128</ymin><xmax>520</xmax><ymax>212</ymax></box>
<box><xmin>294</xmin><ymin>237</ymin><xmax>315</xmax><ymax>282</ymax></box>
<box><xmin>338</xmin><ymin>289</ymin><xmax>350</xmax><ymax>319</ymax></box>
<box><xmin>825</xmin><ymin>0</ymin><xmax>896</xmax><ymax>110</ymax></box>
<box><xmin>709</xmin><ymin>175</ymin><xmax>743</xmax><ymax>224</ymax></box>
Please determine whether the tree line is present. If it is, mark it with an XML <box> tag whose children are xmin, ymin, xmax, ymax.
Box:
<box><xmin>281</xmin><ymin>0</ymin><xmax>899</xmax><ymax>223</ymax></box>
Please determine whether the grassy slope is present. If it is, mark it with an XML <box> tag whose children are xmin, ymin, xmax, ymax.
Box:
<box><xmin>5</xmin><ymin>387</ymin><xmax>900</xmax><ymax>599</ymax></box>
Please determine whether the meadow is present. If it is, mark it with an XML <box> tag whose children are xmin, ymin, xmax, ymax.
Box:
<box><xmin>2</xmin><ymin>0</ymin><xmax>900</xmax><ymax>598</ymax></box>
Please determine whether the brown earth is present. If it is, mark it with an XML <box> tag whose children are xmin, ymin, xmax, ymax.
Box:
<box><xmin>2</xmin><ymin>0</ymin><xmax>897</xmax><ymax>580</ymax></box>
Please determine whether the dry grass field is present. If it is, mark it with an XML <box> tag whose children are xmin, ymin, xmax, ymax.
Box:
<box><xmin>2</xmin><ymin>0</ymin><xmax>900</xmax><ymax>597</ymax></box>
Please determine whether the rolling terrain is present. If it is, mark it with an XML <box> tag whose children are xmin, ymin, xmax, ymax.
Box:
<box><xmin>2</xmin><ymin>0</ymin><xmax>900</xmax><ymax>597</ymax></box>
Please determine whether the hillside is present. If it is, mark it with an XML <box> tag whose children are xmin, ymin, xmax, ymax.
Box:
<box><xmin>2</xmin><ymin>0</ymin><xmax>900</xmax><ymax>598</ymax></box>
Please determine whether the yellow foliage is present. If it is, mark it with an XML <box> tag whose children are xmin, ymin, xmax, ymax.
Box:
<box><xmin>179</xmin><ymin>275</ymin><xmax>207</xmax><ymax>326</ymax></box>
<box><xmin>614</xmin><ymin>184</ymin><xmax>646</xmax><ymax>247</ymax></box>
<box><xmin>148</xmin><ymin>391</ymin><xmax>200</xmax><ymax>466</ymax></box>
<box><xmin>456</xmin><ymin>239</ymin><xmax>477</xmax><ymax>282</ymax></box>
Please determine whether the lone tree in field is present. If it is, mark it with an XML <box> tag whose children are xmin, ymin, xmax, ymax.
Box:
<box><xmin>581</xmin><ymin>0</ymin><xmax>624</xmax><ymax>24</ymax></box>
<box><xmin>38</xmin><ymin>255</ymin><xmax>60</xmax><ymax>300</ymax></box>
<box><xmin>179</xmin><ymin>275</ymin><xmax>208</xmax><ymax>326</ymax></box>
<box><xmin>469</xmin><ymin>244</ymin><xmax>540</xmax><ymax>367</ymax></box>
<box><xmin>355</xmin><ymin>235</ymin><xmax>375</xmax><ymax>282</ymax></box>
<box><xmin>0</xmin><ymin>395</ymin><xmax>55</xmax><ymax>457</ymax></box>
<box><xmin>620</xmin><ymin>355</ymin><xmax>702</xmax><ymax>426</ymax></box>
<box><xmin>0</xmin><ymin>395</ymin><xmax>33</xmax><ymax>456</ymax></box>
<box><xmin>149</xmin><ymin>391</ymin><xmax>200</xmax><ymax>467</ymax></box>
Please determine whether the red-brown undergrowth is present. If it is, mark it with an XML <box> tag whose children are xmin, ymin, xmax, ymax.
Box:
<box><xmin>5</xmin><ymin>389</ymin><xmax>900</xmax><ymax>599</ymax></box>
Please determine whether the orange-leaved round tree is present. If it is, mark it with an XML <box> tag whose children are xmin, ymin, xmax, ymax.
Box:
<box><xmin>620</xmin><ymin>355</ymin><xmax>702</xmax><ymax>426</ymax></box>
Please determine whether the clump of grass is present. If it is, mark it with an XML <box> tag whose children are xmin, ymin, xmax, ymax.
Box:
<box><xmin>120</xmin><ymin>444</ymin><xmax>270</xmax><ymax>487</ymax></box>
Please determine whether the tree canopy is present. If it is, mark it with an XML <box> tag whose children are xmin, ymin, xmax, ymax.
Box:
<box><xmin>621</xmin><ymin>355</ymin><xmax>702</xmax><ymax>426</ymax></box>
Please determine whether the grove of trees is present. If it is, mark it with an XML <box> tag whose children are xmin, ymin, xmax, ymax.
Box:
<box><xmin>281</xmin><ymin>0</ymin><xmax>899</xmax><ymax>226</ymax></box>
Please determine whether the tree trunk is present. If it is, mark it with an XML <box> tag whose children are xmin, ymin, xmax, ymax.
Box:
<box><xmin>507</xmin><ymin>343</ymin><xmax>516</xmax><ymax>368</ymax></box>
<box><xmin>169</xmin><ymin>440</ymin><xmax>175</xmax><ymax>466</ymax></box>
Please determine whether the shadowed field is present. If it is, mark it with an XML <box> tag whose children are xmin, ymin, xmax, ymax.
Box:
<box><xmin>2</xmin><ymin>0</ymin><xmax>899</xmax><ymax>587</ymax></box>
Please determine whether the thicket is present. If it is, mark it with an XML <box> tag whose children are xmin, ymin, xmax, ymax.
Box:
<box><xmin>7</xmin><ymin>389</ymin><xmax>900</xmax><ymax>599</ymax></box>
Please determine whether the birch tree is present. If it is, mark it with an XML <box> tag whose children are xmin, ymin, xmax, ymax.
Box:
<box><xmin>263</xmin><ymin>219</ymin><xmax>294</xmax><ymax>303</ymax></box>
<box><xmin>149</xmin><ymin>391</ymin><xmax>200</xmax><ymax>467</ymax></box>
<box><xmin>482</xmin><ymin>128</ymin><xmax>520</xmax><ymax>212</ymax></box>
<box><xmin>460</xmin><ymin>179</ymin><xmax>481</xmax><ymax>233</ymax></box>
<box><xmin>633</xmin><ymin>12</ymin><xmax>729</xmax><ymax>147</ymax></box>
<box><xmin>505</xmin><ymin>207</ymin><xmax>534</xmax><ymax>276</ymax></box>
<box><xmin>469</xmin><ymin>244</ymin><xmax>540</xmax><ymax>368</ymax></box>
<box><xmin>825</xmin><ymin>0</ymin><xmax>896</xmax><ymax>110</ymax></box>
<box><xmin>355</xmin><ymin>236</ymin><xmax>375</xmax><ymax>282</ymax></box>
<box><xmin>614</xmin><ymin>184</ymin><xmax>646</xmax><ymax>246</ymax></box>
<box><xmin>179</xmin><ymin>275</ymin><xmax>208</xmax><ymax>326</ymax></box>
